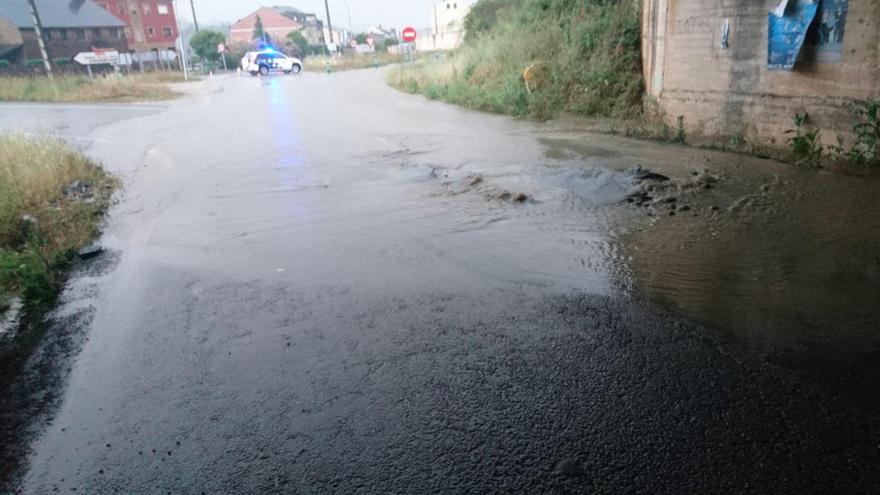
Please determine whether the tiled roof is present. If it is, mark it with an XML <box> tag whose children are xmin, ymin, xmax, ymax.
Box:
<box><xmin>0</xmin><ymin>0</ymin><xmax>125</xmax><ymax>29</ymax></box>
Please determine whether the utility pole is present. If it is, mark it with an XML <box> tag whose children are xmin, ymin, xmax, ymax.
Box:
<box><xmin>189</xmin><ymin>0</ymin><xmax>200</xmax><ymax>33</ymax></box>
<box><xmin>26</xmin><ymin>0</ymin><xmax>53</xmax><ymax>79</ymax></box>
<box><xmin>173</xmin><ymin>0</ymin><xmax>189</xmax><ymax>80</ymax></box>
<box><xmin>323</xmin><ymin>0</ymin><xmax>334</xmax><ymax>45</ymax></box>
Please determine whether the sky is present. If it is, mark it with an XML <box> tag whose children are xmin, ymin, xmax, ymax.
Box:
<box><xmin>181</xmin><ymin>0</ymin><xmax>462</xmax><ymax>32</ymax></box>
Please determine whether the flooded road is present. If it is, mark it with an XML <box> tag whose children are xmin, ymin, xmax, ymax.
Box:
<box><xmin>1</xmin><ymin>70</ymin><xmax>878</xmax><ymax>493</ymax></box>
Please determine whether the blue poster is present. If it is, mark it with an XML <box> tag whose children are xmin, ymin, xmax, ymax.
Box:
<box><xmin>815</xmin><ymin>0</ymin><xmax>848</xmax><ymax>62</ymax></box>
<box><xmin>768</xmin><ymin>0</ymin><xmax>819</xmax><ymax>70</ymax></box>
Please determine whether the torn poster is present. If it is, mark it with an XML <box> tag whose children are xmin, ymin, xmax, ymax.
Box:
<box><xmin>768</xmin><ymin>0</ymin><xmax>818</xmax><ymax>70</ymax></box>
<box><xmin>720</xmin><ymin>18</ymin><xmax>730</xmax><ymax>49</ymax></box>
<box><xmin>815</xmin><ymin>0</ymin><xmax>848</xmax><ymax>62</ymax></box>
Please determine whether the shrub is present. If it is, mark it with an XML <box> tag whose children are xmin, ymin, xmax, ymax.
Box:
<box><xmin>391</xmin><ymin>0</ymin><xmax>643</xmax><ymax>120</ymax></box>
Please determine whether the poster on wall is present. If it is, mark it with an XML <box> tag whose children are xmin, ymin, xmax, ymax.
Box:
<box><xmin>814</xmin><ymin>0</ymin><xmax>848</xmax><ymax>62</ymax></box>
<box><xmin>767</xmin><ymin>0</ymin><xmax>818</xmax><ymax>70</ymax></box>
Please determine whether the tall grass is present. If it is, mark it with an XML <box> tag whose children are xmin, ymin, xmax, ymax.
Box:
<box><xmin>0</xmin><ymin>73</ymin><xmax>181</xmax><ymax>103</ymax></box>
<box><xmin>388</xmin><ymin>0</ymin><xmax>643</xmax><ymax>120</ymax></box>
<box><xmin>0</xmin><ymin>135</ymin><xmax>117</xmax><ymax>314</ymax></box>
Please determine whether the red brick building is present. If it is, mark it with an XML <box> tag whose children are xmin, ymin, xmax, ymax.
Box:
<box><xmin>230</xmin><ymin>6</ymin><xmax>329</xmax><ymax>51</ymax></box>
<box><xmin>93</xmin><ymin>0</ymin><xmax>179</xmax><ymax>51</ymax></box>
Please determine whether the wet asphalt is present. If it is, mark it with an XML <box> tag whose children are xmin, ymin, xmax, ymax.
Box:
<box><xmin>1</xmin><ymin>70</ymin><xmax>879</xmax><ymax>494</ymax></box>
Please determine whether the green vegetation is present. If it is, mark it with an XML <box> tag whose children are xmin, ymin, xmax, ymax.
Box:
<box><xmin>787</xmin><ymin>99</ymin><xmax>880</xmax><ymax>169</ymax></box>
<box><xmin>388</xmin><ymin>0</ymin><xmax>643</xmax><ymax>120</ymax></box>
<box><xmin>253</xmin><ymin>15</ymin><xmax>268</xmax><ymax>42</ymax></box>
<box><xmin>190</xmin><ymin>30</ymin><xmax>227</xmax><ymax>62</ymax></box>
<box><xmin>286</xmin><ymin>31</ymin><xmax>321</xmax><ymax>57</ymax></box>
<box><xmin>787</xmin><ymin>113</ymin><xmax>824</xmax><ymax>166</ymax></box>
<box><xmin>0</xmin><ymin>135</ymin><xmax>117</xmax><ymax>317</ymax></box>
<box><xmin>0</xmin><ymin>73</ymin><xmax>182</xmax><ymax>103</ymax></box>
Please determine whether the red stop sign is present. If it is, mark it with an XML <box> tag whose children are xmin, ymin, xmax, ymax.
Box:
<box><xmin>402</xmin><ymin>26</ymin><xmax>417</xmax><ymax>43</ymax></box>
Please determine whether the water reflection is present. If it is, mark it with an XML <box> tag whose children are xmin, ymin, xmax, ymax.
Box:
<box><xmin>614</xmin><ymin>168</ymin><xmax>880</xmax><ymax>353</ymax></box>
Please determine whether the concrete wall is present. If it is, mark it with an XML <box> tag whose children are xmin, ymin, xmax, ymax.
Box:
<box><xmin>642</xmin><ymin>0</ymin><xmax>880</xmax><ymax>148</ymax></box>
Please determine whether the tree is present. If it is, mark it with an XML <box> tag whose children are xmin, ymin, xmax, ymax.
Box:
<box><xmin>189</xmin><ymin>30</ymin><xmax>226</xmax><ymax>61</ymax></box>
<box><xmin>354</xmin><ymin>33</ymin><xmax>368</xmax><ymax>45</ymax></box>
<box><xmin>286</xmin><ymin>30</ymin><xmax>311</xmax><ymax>57</ymax></box>
<box><xmin>253</xmin><ymin>15</ymin><xmax>266</xmax><ymax>41</ymax></box>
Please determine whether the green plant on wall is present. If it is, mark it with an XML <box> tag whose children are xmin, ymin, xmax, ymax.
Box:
<box><xmin>852</xmin><ymin>99</ymin><xmax>880</xmax><ymax>165</ymax></box>
<box><xmin>786</xmin><ymin>112</ymin><xmax>824</xmax><ymax>166</ymax></box>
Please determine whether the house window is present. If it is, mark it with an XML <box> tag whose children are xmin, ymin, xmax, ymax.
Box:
<box><xmin>75</xmin><ymin>29</ymin><xmax>85</xmax><ymax>39</ymax></box>
<box><xmin>45</xmin><ymin>30</ymin><xmax>52</xmax><ymax>41</ymax></box>
<box><xmin>110</xmin><ymin>28</ymin><xmax>120</xmax><ymax>39</ymax></box>
<box><xmin>157</xmin><ymin>3</ymin><xmax>169</xmax><ymax>15</ymax></box>
<box><xmin>142</xmin><ymin>3</ymin><xmax>152</xmax><ymax>15</ymax></box>
<box><xmin>92</xmin><ymin>28</ymin><xmax>101</xmax><ymax>38</ymax></box>
<box><xmin>124</xmin><ymin>27</ymin><xmax>132</xmax><ymax>38</ymax></box>
<box><xmin>147</xmin><ymin>26</ymin><xmax>155</xmax><ymax>37</ymax></box>
<box><xmin>60</xmin><ymin>29</ymin><xmax>69</xmax><ymax>40</ymax></box>
<box><xmin>162</xmin><ymin>26</ymin><xmax>173</xmax><ymax>38</ymax></box>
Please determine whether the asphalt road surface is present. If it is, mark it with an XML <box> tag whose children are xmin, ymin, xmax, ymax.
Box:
<box><xmin>1</xmin><ymin>71</ymin><xmax>878</xmax><ymax>494</ymax></box>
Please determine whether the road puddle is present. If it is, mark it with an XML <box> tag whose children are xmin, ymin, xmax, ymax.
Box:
<box><xmin>571</xmin><ymin>142</ymin><xmax>880</xmax><ymax>354</ymax></box>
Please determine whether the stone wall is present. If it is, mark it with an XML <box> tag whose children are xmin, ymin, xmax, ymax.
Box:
<box><xmin>642</xmin><ymin>0</ymin><xmax>880</xmax><ymax>148</ymax></box>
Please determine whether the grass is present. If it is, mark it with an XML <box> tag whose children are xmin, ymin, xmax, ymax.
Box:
<box><xmin>388</xmin><ymin>0</ymin><xmax>643</xmax><ymax>120</ymax></box>
<box><xmin>0</xmin><ymin>72</ymin><xmax>185</xmax><ymax>103</ymax></box>
<box><xmin>0</xmin><ymin>135</ymin><xmax>117</xmax><ymax>317</ymax></box>
<box><xmin>304</xmin><ymin>52</ymin><xmax>411</xmax><ymax>73</ymax></box>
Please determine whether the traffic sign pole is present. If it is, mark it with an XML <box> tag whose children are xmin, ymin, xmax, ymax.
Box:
<box><xmin>402</xmin><ymin>26</ymin><xmax>417</xmax><ymax>64</ymax></box>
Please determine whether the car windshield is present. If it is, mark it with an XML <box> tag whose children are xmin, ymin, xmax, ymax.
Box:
<box><xmin>2</xmin><ymin>1</ymin><xmax>879</xmax><ymax>493</ymax></box>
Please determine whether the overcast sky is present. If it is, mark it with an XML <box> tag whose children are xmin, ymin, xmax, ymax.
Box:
<box><xmin>183</xmin><ymin>0</ymin><xmax>467</xmax><ymax>32</ymax></box>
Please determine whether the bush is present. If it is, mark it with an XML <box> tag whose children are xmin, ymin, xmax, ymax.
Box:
<box><xmin>390</xmin><ymin>0</ymin><xmax>643</xmax><ymax>120</ymax></box>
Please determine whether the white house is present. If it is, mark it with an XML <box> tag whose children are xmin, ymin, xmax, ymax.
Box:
<box><xmin>416</xmin><ymin>0</ymin><xmax>471</xmax><ymax>51</ymax></box>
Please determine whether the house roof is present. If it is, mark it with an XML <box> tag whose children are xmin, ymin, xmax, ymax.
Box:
<box><xmin>0</xmin><ymin>0</ymin><xmax>125</xmax><ymax>29</ymax></box>
<box><xmin>270</xmin><ymin>5</ymin><xmax>318</xmax><ymax>23</ymax></box>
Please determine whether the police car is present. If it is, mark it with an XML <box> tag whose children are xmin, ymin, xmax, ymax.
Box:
<box><xmin>243</xmin><ymin>50</ymin><xmax>303</xmax><ymax>76</ymax></box>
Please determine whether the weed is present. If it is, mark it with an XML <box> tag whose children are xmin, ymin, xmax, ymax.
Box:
<box><xmin>0</xmin><ymin>74</ymin><xmax>180</xmax><ymax>103</ymax></box>
<box><xmin>786</xmin><ymin>112</ymin><xmax>824</xmax><ymax>166</ymax></box>
<box><xmin>0</xmin><ymin>135</ymin><xmax>116</xmax><ymax>316</ymax></box>
<box><xmin>851</xmin><ymin>99</ymin><xmax>880</xmax><ymax>165</ymax></box>
<box><xmin>673</xmin><ymin>115</ymin><xmax>687</xmax><ymax>144</ymax></box>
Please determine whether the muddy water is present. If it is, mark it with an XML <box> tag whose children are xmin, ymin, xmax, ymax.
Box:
<box><xmin>538</xmin><ymin>133</ymin><xmax>880</xmax><ymax>354</ymax></box>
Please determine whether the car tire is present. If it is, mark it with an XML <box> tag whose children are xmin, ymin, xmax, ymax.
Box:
<box><xmin>259</xmin><ymin>65</ymin><xmax>270</xmax><ymax>76</ymax></box>
<box><xmin>291</xmin><ymin>64</ymin><xmax>302</xmax><ymax>75</ymax></box>
<box><xmin>284</xmin><ymin>70</ymin><xmax>291</xmax><ymax>75</ymax></box>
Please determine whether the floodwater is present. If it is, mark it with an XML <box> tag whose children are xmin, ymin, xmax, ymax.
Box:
<box><xmin>538</xmin><ymin>134</ymin><xmax>880</xmax><ymax>354</ymax></box>
<box><xmin>0</xmin><ymin>70</ymin><xmax>878</xmax><ymax>493</ymax></box>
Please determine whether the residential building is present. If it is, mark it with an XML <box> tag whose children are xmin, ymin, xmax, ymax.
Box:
<box><xmin>272</xmin><ymin>6</ymin><xmax>324</xmax><ymax>45</ymax></box>
<box><xmin>229</xmin><ymin>6</ymin><xmax>324</xmax><ymax>46</ymax></box>
<box><xmin>641</xmin><ymin>0</ymin><xmax>880</xmax><ymax>148</ymax></box>
<box><xmin>416</xmin><ymin>0</ymin><xmax>471</xmax><ymax>51</ymax></box>
<box><xmin>93</xmin><ymin>0</ymin><xmax>180</xmax><ymax>51</ymax></box>
<box><xmin>0</xmin><ymin>0</ymin><xmax>127</xmax><ymax>64</ymax></box>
